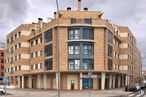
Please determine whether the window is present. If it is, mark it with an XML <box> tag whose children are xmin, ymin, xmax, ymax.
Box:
<box><xmin>83</xmin><ymin>28</ymin><xmax>94</xmax><ymax>40</ymax></box>
<box><xmin>68</xmin><ymin>29</ymin><xmax>80</xmax><ymax>40</ymax></box>
<box><xmin>71</xmin><ymin>18</ymin><xmax>76</xmax><ymax>24</ymax></box>
<box><xmin>40</xmin><ymin>37</ymin><xmax>42</xmax><ymax>43</ymax></box>
<box><xmin>108</xmin><ymin>59</ymin><xmax>113</xmax><ymax>70</ymax></box>
<box><xmin>45</xmin><ymin>44</ymin><xmax>52</xmax><ymax>57</ymax></box>
<box><xmin>15</xmin><ymin>45</ymin><xmax>17</xmax><ymax>50</ymax></box>
<box><xmin>15</xmin><ymin>34</ymin><xmax>17</xmax><ymax>39</ymax></box>
<box><xmin>1</xmin><ymin>59</ymin><xmax>4</xmax><ymax>63</ymax></box>
<box><xmin>44</xmin><ymin>29</ymin><xmax>52</xmax><ymax>43</ymax></box>
<box><xmin>45</xmin><ymin>58</ymin><xmax>52</xmax><ymax>70</ymax></box>
<box><xmin>19</xmin><ymin>54</ymin><xmax>21</xmax><ymax>59</ymax></box>
<box><xmin>40</xmin><ymin>50</ymin><xmax>43</xmax><ymax>56</ymax></box>
<box><xmin>18</xmin><ymin>43</ymin><xmax>21</xmax><ymax>48</ymax></box>
<box><xmin>15</xmin><ymin>66</ymin><xmax>17</xmax><ymax>71</ymax></box>
<box><xmin>108</xmin><ymin>31</ymin><xmax>113</xmax><ymax>44</ymax></box>
<box><xmin>40</xmin><ymin>63</ymin><xmax>42</xmax><ymax>69</ymax></box>
<box><xmin>68</xmin><ymin>27</ymin><xmax>94</xmax><ymax>40</ymax></box>
<box><xmin>18</xmin><ymin>32</ymin><xmax>21</xmax><ymax>37</ymax></box>
<box><xmin>7</xmin><ymin>39</ymin><xmax>9</xmax><ymax>44</ymax></box>
<box><xmin>30</xmin><ymin>41</ymin><xmax>33</xmax><ymax>47</ymax></box>
<box><xmin>31</xmin><ymin>53</ymin><xmax>33</xmax><ymax>58</ymax></box>
<box><xmin>31</xmin><ymin>65</ymin><xmax>33</xmax><ymax>70</ymax></box>
<box><xmin>83</xmin><ymin>44</ymin><xmax>94</xmax><ymax>55</ymax></box>
<box><xmin>68</xmin><ymin>59</ymin><xmax>80</xmax><ymax>70</ymax></box>
<box><xmin>68</xmin><ymin>44</ymin><xmax>80</xmax><ymax>55</ymax></box>
<box><xmin>35</xmin><ymin>51</ymin><xmax>38</xmax><ymax>57</ymax></box>
<box><xmin>82</xmin><ymin>59</ymin><xmax>94</xmax><ymax>70</ymax></box>
<box><xmin>35</xmin><ymin>64</ymin><xmax>38</xmax><ymax>69</ymax></box>
<box><xmin>84</xmin><ymin>19</ymin><xmax>92</xmax><ymax>24</ymax></box>
<box><xmin>15</xmin><ymin>56</ymin><xmax>17</xmax><ymax>60</ymax></box>
<box><xmin>108</xmin><ymin>45</ymin><xmax>113</xmax><ymax>57</ymax></box>
<box><xmin>1</xmin><ymin>52</ymin><xmax>4</xmax><ymax>57</ymax></box>
<box><xmin>19</xmin><ymin>66</ymin><xmax>21</xmax><ymax>70</ymax></box>
<box><xmin>35</xmin><ymin>39</ymin><xmax>38</xmax><ymax>45</ymax></box>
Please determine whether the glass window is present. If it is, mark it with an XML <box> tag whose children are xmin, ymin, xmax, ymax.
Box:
<box><xmin>108</xmin><ymin>59</ymin><xmax>113</xmax><ymax>70</ymax></box>
<box><xmin>108</xmin><ymin>45</ymin><xmax>113</xmax><ymax>57</ymax></box>
<box><xmin>45</xmin><ymin>44</ymin><xmax>52</xmax><ymax>57</ymax></box>
<box><xmin>108</xmin><ymin>31</ymin><xmax>113</xmax><ymax>44</ymax></box>
<box><xmin>45</xmin><ymin>58</ymin><xmax>52</xmax><ymax>70</ymax></box>
<box><xmin>71</xmin><ymin>18</ymin><xmax>76</xmax><ymax>24</ymax></box>
<box><xmin>44</xmin><ymin>29</ymin><xmax>52</xmax><ymax>43</ymax></box>
<box><xmin>69</xmin><ymin>46</ymin><xmax>74</xmax><ymax>54</ymax></box>
<box><xmin>35</xmin><ymin>51</ymin><xmax>38</xmax><ymax>57</ymax></box>
<box><xmin>68</xmin><ymin>59</ymin><xmax>80</xmax><ymax>70</ymax></box>
<box><xmin>84</xmin><ymin>19</ymin><xmax>92</xmax><ymax>24</ymax></box>
<box><xmin>82</xmin><ymin>59</ymin><xmax>94</xmax><ymax>70</ymax></box>
<box><xmin>35</xmin><ymin>64</ymin><xmax>38</xmax><ymax>69</ymax></box>
<box><xmin>69</xmin><ymin>29</ymin><xmax>80</xmax><ymax>40</ymax></box>
<box><xmin>83</xmin><ymin>78</ymin><xmax>93</xmax><ymax>89</ymax></box>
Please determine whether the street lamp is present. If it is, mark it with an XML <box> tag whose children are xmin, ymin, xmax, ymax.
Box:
<box><xmin>55</xmin><ymin>0</ymin><xmax>61</xmax><ymax>97</ymax></box>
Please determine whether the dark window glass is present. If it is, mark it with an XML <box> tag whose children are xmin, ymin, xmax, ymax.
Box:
<box><xmin>108</xmin><ymin>45</ymin><xmax>113</xmax><ymax>57</ymax></box>
<box><xmin>35</xmin><ymin>39</ymin><xmax>38</xmax><ymax>45</ymax></box>
<box><xmin>19</xmin><ymin>43</ymin><xmax>21</xmax><ymax>48</ymax></box>
<box><xmin>1</xmin><ymin>59</ymin><xmax>4</xmax><ymax>63</ymax></box>
<box><xmin>18</xmin><ymin>32</ymin><xmax>21</xmax><ymax>37</ymax></box>
<box><xmin>45</xmin><ymin>58</ymin><xmax>52</xmax><ymax>70</ymax></box>
<box><xmin>35</xmin><ymin>64</ymin><xmax>38</xmax><ymax>69</ymax></box>
<box><xmin>1</xmin><ymin>52</ymin><xmax>4</xmax><ymax>57</ymax></box>
<box><xmin>31</xmin><ymin>53</ymin><xmax>33</xmax><ymax>58</ymax></box>
<box><xmin>40</xmin><ymin>50</ymin><xmax>43</xmax><ymax>56</ymax></box>
<box><xmin>68</xmin><ymin>29</ymin><xmax>80</xmax><ymax>40</ymax></box>
<box><xmin>35</xmin><ymin>51</ymin><xmax>38</xmax><ymax>57</ymax></box>
<box><xmin>40</xmin><ymin>63</ymin><xmax>42</xmax><ymax>69</ymax></box>
<box><xmin>108</xmin><ymin>59</ymin><xmax>113</xmax><ymax>70</ymax></box>
<box><xmin>7</xmin><ymin>39</ymin><xmax>9</xmax><ymax>44</ymax></box>
<box><xmin>68</xmin><ymin>27</ymin><xmax>94</xmax><ymax>40</ymax></box>
<box><xmin>19</xmin><ymin>66</ymin><xmax>21</xmax><ymax>70</ymax></box>
<box><xmin>15</xmin><ymin>34</ymin><xmax>17</xmax><ymax>39</ymax></box>
<box><xmin>44</xmin><ymin>29</ymin><xmax>52</xmax><ymax>43</ymax></box>
<box><xmin>82</xmin><ymin>59</ymin><xmax>94</xmax><ymax>70</ymax></box>
<box><xmin>84</xmin><ymin>19</ymin><xmax>92</xmax><ymax>24</ymax></box>
<box><xmin>68</xmin><ymin>43</ymin><xmax>80</xmax><ymax>55</ymax></box>
<box><xmin>68</xmin><ymin>59</ymin><xmax>80</xmax><ymax>70</ymax></box>
<box><xmin>40</xmin><ymin>37</ymin><xmax>42</xmax><ymax>43</ymax></box>
<box><xmin>30</xmin><ymin>41</ymin><xmax>33</xmax><ymax>47</ymax></box>
<box><xmin>45</xmin><ymin>44</ymin><xmax>52</xmax><ymax>57</ymax></box>
<box><xmin>83</xmin><ymin>78</ymin><xmax>93</xmax><ymax>89</ymax></box>
<box><xmin>108</xmin><ymin>31</ymin><xmax>113</xmax><ymax>44</ymax></box>
<box><xmin>83</xmin><ymin>43</ymin><xmax>94</xmax><ymax>55</ymax></box>
<box><xmin>19</xmin><ymin>54</ymin><xmax>21</xmax><ymax>59</ymax></box>
<box><xmin>83</xmin><ymin>28</ymin><xmax>94</xmax><ymax>40</ymax></box>
<box><xmin>15</xmin><ymin>67</ymin><xmax>17</xmax><ymax>71</ymax></box>
<box><xmin>71</xmin><ymin>18</ymin><xmax>76</xmax><ymax>24</ymax></box>
<box><xmin>31</xmin><ymin>65</ymin><xmax>33</xmax><ymax>69</ymax></box>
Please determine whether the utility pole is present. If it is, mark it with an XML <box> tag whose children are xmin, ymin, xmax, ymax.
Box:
<box><xmin>55</xmin><ymin>0</ymin><xmax>60</xmax><ymax>97</ymax></box>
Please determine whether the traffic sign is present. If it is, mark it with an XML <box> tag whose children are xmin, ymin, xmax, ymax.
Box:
<box><xmin>3</xmin><ymin>76</ymin><xmax>9</xmax><ymax>85</ymax></box>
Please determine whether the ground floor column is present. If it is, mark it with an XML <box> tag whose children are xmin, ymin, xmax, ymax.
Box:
<box><xmin>118</xmin><ymin>75</ymin><xmax>121</xmax><ymax>88</ymax></box>
<box><xmin>101</xmin><ymin>73</ymin><xmax>105</xmax><ymax>90</ymax></box>
<box><xmin>109</xmin><ymin>73</ymin><xmax>112</xmax><ymax>89</ymax></box>
<box><xmin>22</xmin><ymin>76</ymin><xmax>24</xmax><ymax>89</ymax></box>
<box><xmin>28</xmin><ymin>75</ymin><xmax>32</xmax><ymax>88</ymax></box>
<box><xmin>113</xmin><ymin>74</ymin><xmax>115</xmax><ymax>88</ymax></box>
<box><xmin>56</xmin><ymin>73</ymin><xmax>59</xmax><ymax>89</ymax></box>
<box><xmin>80</xmin><ymin>73</ymin><xmax>82</xmax><ymax>90</ymax></box>
<box><xmin>44</xmin><ymin>74</ymin><xmax>47</xmax><ymax>90</ymax></box>
<box><xmin>18</xmin><ymin>76</ymin><xmax>20</xmax><ymax>88</ymax></box>
<box><xmin>38</xmin><ymin>74</ymin><xmax>41</xmax><ymax>89</ymax></box>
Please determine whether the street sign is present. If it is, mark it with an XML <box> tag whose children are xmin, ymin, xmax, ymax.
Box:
<box><xmin>3</xmin><ymin>76</ymin><xmax>8</xmax><ymax>85</ymax></box>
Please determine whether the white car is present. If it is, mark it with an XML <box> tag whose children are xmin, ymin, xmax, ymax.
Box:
<box><xmin>0</xmin><ymin>88</ymin><xmax>5</xmax><ymax>94</ymax></box>
<box><xmin>135</xmin><ymin>84</ymin><xmax>141</xmax><ymax>90</ymax></box>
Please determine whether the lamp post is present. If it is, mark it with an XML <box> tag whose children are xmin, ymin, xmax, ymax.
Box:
<box><xmin>55</xmin><ymin>0</ymin><xmax>61</xmax><ymax>97</ymax></box>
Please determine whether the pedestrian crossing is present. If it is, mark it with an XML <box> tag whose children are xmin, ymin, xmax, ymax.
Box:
<box><xmin>128</xmin><ymin>90</ymin><xmax>144</xmax><ymax>97</ymax></box>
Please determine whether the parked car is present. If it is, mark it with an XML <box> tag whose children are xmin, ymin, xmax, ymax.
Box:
<box><xmin>0</xmin><ymin>88</ymin><xmax>5</xmax><ymax>94</ymax></box>
<box><xmin>125</xmin><ymin>84</ymin><xmax>141</xmax><ymax>92</ymax></box>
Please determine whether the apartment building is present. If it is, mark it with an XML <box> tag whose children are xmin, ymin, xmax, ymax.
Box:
<box><xmin>0</xmin><ymin>48</ymin><xmax>4</xmax><ymax>77</ymax></box>
<box><xmin>4</xmin><ymin>0</ymin><xmax>142</xmax><ymax>90</ymax></box>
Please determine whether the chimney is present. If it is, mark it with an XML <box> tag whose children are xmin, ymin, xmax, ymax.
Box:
<box><xmin>67</xmin><ymin>7</ymin><xmax>71</xmax><ymax>11</ymax></box>
<box><xmin>84</xmin><ymin>7</ymin><xmax>88</xmax><ymax>11</ymax></box>
<box><xmin>54</xmin><ymin>12</ymin><xmax>57</xmax><ymax>19</ymax></box>
<box><xmin>78</xmin><ymin>0</ymin><xmax>81</xmax><ymax>11</ymax></box>
<box><xmin>38</xmin><ymin>18</ymin><xmax>43</xmax><ymax>27</ymax></box>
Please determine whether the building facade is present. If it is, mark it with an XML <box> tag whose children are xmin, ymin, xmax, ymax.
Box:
<box><xmin>0</xmin><ymin>48</ymin><xmax>4</xmax><ymax>77</ymax></box>
<box><xmin>4</xmin><ymin>0</ymin><xmax>142</xmax><ymax>90</ymax></box>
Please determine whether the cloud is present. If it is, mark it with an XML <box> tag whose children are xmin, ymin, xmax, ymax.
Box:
<box><xmin>0</xmin><ymin>0</ymin><xmax>146</xmax><ymax>69</ymax></box>
<box><xmin>0</xmin><ymin>0</ymin><xmax>29</xmax><ymax>41</ymax></box>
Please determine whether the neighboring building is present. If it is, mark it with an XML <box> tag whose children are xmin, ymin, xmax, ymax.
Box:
<box><xmin>4</xmin><ymin>0</ymin><xmax>142</xmax><ymax>90</ymax></box>
<box><xmin>0</xmin><ymin>47</ymin><xmax>4</xmax><ymax>77</ymax></box>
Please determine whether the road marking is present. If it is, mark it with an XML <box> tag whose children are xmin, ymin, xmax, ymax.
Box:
<box><xmin>128</xmin><ymin>93</ymin><xmax>135</xmax><ymax>97</ymax></box>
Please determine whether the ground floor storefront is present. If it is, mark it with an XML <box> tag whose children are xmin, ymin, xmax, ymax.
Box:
<box><xmin>8</xmin><ymin>72</ymin><xmax>133</xmax><ymax>90</ymax></box>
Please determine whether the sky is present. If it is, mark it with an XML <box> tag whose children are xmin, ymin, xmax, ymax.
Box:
<box><xmin>0</xmin><ymin>0</ymin><xmax>146</xmax><ymax>69</ymax></box>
